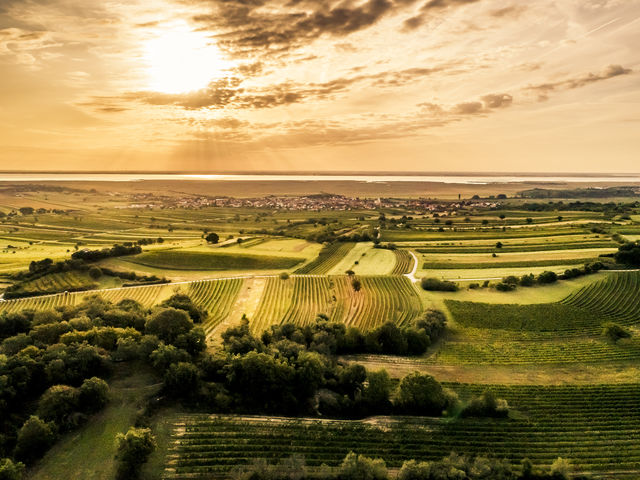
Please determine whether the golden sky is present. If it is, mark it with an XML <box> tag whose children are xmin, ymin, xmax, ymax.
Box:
<box><xmin>0</xmin><ymin>0</ymin><xmax>639</xmax><ymax>172</ymax></box>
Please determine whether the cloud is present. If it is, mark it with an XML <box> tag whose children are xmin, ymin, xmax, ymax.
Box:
<box><xmin>527</xmin><ymin>64</ymin><xmax>633</xmax><ymax>100</ymax></box>
<box><xmin>121</xmin><ymin>63</ymin><xmax>455</xmax><ymax>110</ymax></box>
<box><xmin>190</xmin><ymin>0</ymin><xmax>419</xmax><ymax>58</ymax></box>
<box><xmin>403</xmin><ymin>0</ymin><xmax>481</xmax><ymax>30</ymax></box>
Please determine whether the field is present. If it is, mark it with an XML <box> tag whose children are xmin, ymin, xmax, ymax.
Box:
<box><xmin>2</xmin><ymin>182</ymin><xmax>640</xmax><ymax>480</ymax></box>
<box><xmin>124</xmin><ymin>249</ymin><xmax>304</xmax><ymax>271</ymax></box>
<box><xmin>163</xmin><ymin>383</ymin><xmax>640</xmax><ymax>479</ymax></box>
<box><xmin>249</xmin><ymin>275</ymin><xmax>423</xmax><ymax>333</ymax></box>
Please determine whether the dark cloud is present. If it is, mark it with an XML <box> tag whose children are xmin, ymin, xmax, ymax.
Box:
<box><xmin>190</xmin><ymin>0</ymin><xmax>418</xmax><ymax>58</ymax></box>
<box><xmin>123</xmin><ymin>63</ymin><xmax>453</xmax><ymax>110</ymax></box>
<box><xmin>527</xmin><ymin>64</ymin><xmax>633</xmax><ymax>100</ymax></box>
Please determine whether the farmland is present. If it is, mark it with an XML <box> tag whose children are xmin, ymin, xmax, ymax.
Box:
<box><xmin>1</xmin><ymin>181</ymin><xmax>640</xmax><ymax>480</ymax></box>
<box><xmin>163</xmin><ymin>383</ymin><xmax>640</xmax><ymax>479</ymax></box>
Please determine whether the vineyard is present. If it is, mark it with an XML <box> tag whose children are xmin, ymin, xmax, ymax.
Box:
<box><xmin>250</xmin><ymin>275</ymin><xmax>423</xmax><ymax>333</ymax></box>
<box><xmin>185</xmin><ymin>279</ymin><xmax>245</xmax><ymax>336</ymax></box>
<box><xmin>445</xmin><ymin>271</ymin><xmax>640</xmax><ymax>337</ymax></box>
<box><xmin>294</xmin><ymin>243</ymin><xmax>355</xmax><ymax>274</ymax></box>
<box><xmin>0</xmin><ymin>282</ymin><xmax>177</xmax><ymax>313</ymax></box>
<box><xmin>162</xmin><ymin>383</ymin><xmax>640</xmax><ymax>479</ymax></box>
<box><xmin>391</xmin><ymin>249</ymin><xmax>414</xmax><ymax>275</ymax></box>
<box><xmin>560</xmin><ymin>271</ymin><xmax>640</xmax><ymax>326</ymax></box>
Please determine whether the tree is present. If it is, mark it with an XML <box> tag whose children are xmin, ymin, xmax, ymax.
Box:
<box><xmin>14</xmin><ymin>416</ymin><xmax>56</xmax><ymax>464</ymax></box>
<box><xmin>205</xmin><ymin>232</ymin><xmax>219</xmax><ymax>244</ymax></box>
<box><xmin>88</xmin><ymin>266</ymin><xmax>102</xmax><ymax>280</ymax></box>
<box><xmin>526</xmin><ymin>217</ymin><xmax>533</xmax><ymax>224</ymax></box>
<box><xmin>351</xmin><ymin>278</ymin><xmax>362</xmax><ymax>292</ymax></box>
<box><xmin>115</xmin><ymin>427</ymin><xmax>156</xmax><ymax>480</ymax></box>
<box><xmin>537</xmin><ymin>270</ymin><xmax>558</xmax><ymax>284</ymax></box>
<box><xmin>78</xmin><ymin>377</ymin><xmax>109</xmax><ymax>413</ymax></box>
<box><xmin>495</xmin><ymin>241</ymin><xmax>503</xmax><ymax>249</ymax></box>
<box><xmin>615</xmin><ymin>241</ymin><xmax>640</xmax><ymax>267</ymax></box>
<box><xmin>557</xmin><ymin>215</ymin><xmax>563</xmax><ymax>222</ymax></box>
<box><xmin>19</xmin><ymin>207</ymin><xmax>34</xmax><ymax>216</ymax></box>
<box><xmin>37</xmin><ymin>384</ymin><xmax>79</xmax><ymax>425</ymax></box>
<box><xmin>362</xmin><ymin>369</ymin><xmax>392</xmax><ymax>413</ymax></box>
<box><xmin>145</xmin><ymin>307</ymin><xmax>193</xmax><ymax>343</ymax></box>
<box><xmin>394</xmin><ymin>372</ymin><xmax>454</xmax><ymax>416</ymax></box>
<box><xmin>164</xmin><ymin>362</ymin><xmax>200</xmax><ymax>398</ymax></box>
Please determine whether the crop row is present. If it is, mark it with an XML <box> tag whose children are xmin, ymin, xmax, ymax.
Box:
<box><xmin>186</xmin><ymin>279</ymin><xmax>245</xmax><ymax>336</ymax></box>
<box><xmin>391</xmin><ymin>249</ymin><xmax>414</xmax><ymax>275</ymax></box>
<box><xmin>250</xmin><ymin>275</ymin><xmax>423</xmax><ymax>333</ymax></box>
<box><xmin>162</xmin><ymin>383</ymin><xmax>640</xmax><ymax>479</ymax></box>
<box><xmin>295</xmin><ymin>243</ymin><xmax>355</xmax><ymax>274</ymax></box>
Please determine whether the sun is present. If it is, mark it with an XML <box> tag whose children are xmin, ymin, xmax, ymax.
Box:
<box><xmin>143</xmin><ymin>21</ymin><xmax>231</xmax><ymax>94</ymax></box>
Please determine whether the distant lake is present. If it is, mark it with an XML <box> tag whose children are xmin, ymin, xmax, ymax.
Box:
<box><xmin>1</xmin><ymin>173</ymin><xmax>640</xmax><ymax>185</ymax></box>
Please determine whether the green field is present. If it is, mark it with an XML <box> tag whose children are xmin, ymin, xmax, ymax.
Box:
<box><xmin>125</xmin><ymin>249</ymin><xmax>304</xmax><ymax>271</ymax></box>
<box><xmin>163</xmin><ymin>383</ymin><xmax>640</xmax><ymax>478</ymax></box>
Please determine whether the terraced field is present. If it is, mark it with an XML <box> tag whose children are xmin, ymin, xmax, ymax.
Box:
<box><xmin>163</xmin><ymin>383</ymin><xmax>640</xmax><ymax>479</ymax></box>
<box><xmin>185</xmin><ymin>279</ymin><xmax>245</xmax><ymax>336</ymax></box>
<box><xmin>294</xmin><ymin>243</ymin><xmax>355</xmax><ymax>274</ymax></box>
<box><xmin>250</xmin><ymin>275</ymin><xmax>422</xmax><ymax>333</ymax></box>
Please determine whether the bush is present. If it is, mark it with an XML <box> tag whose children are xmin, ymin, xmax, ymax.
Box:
<box><xmin>78</xmin><ymin>377</ymin><xmax>109</xmax><ymax>413</ymax></box>
<box><xmin>537</xmin><ymin>271</ymin><xmax>558</xmax><ymax>284</ymax></box>
<box><xmin>614</xmin><ymin>241</ymin><xmax>640</xmax><ymax>266</ymax></box>
<box><xmin>205</xmin><ymin>232</ymin><xmax>219</xmax><ymax>244</ymax></box>
<box><xmin>420</xmin><ymin>278</ymin><xmax>458</xmax><ymax>292</ymax></box>
<box><xmin>14</xmin><ymin>416</ymin><xmax>56</xmax><ymax>464</ymax></box>
<box><xmin>519</xmin><ymin>274</ymin><xmax>535</xmax><ymax>286</ymax></box>
<box><xmin>279</xmin><ymin>272</ymin><xmax>290</xmax><ymax>280</ymax></box>
<box><xmin>603</xmin><ymin>322</ymin><xmax>632</xmax><ymax>342</ymax></box>
<box><xmin>461</xmin><ymin>390</ymin><xmax>509</xmax><ymax>418</ymax></box>
<box><xmin>495</xmin><ymin>282</ymin><xmax>516</xmax><ymax>292</ymax></box>
<box><xmin>550</xmin><ymin>457</ymin><xmax>571</xmax><ymax>480</ymax></box>
<box><xmin>88</xmin><ymin>266</ymin><xmax>102</xmax><ymax>280</ymax></box>
<box><xmin>338</xmin><ymin>452</ymin><xmax>388</xmax><ymax>480</ymax></box>
<box><xmin>115</xmin><ymin>427</ymin><xmax>156</xmax><ymax>480</ymax></box>
<box><xmin>37</xmin><ymin>385</ymin><xmax>79</xmax><ymax>425</ymax></box>
<box><xmin>0</xmin><ymin>458</ymin><xmax>25</xmax><ymax>480</ymax></box>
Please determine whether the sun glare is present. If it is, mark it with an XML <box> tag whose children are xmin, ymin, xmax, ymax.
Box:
<box><xmin>143</xmin><ymin>22</ymin><xmax>231</xmax><ymax>94</ymax></box>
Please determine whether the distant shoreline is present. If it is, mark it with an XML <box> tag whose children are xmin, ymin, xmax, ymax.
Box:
<box><xmin>1</xmin><ymin>172</ymin><xmax>640</xmax><ymax>185</ymax></box>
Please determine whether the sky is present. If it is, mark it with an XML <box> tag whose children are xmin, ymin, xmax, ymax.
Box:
<box><xmin>0</xmin><ymin>0</ymin><xmax>639</xmax><ymax>173</ymax></box>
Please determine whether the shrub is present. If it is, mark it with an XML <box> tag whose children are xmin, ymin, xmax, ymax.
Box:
<box><xmin>603</xmin><ymin>322</ymin><xmax>632</xmax><ymax>342</ymax></box>
<box><xmin>115</xmin><ymin>427</ymin><xmax>156</xmax><ymax>480</ymax></box>
<box><xmin>420</xmin><ymin>277</ymin><xmax>458</xmax><ymax>292</ymax></box>
<box><xmin>37</xmin><ymin>384</ymin><xmax>79</xmax><ymax>425</ymax></box>
<box><xmin>0</xmin><ymin>458</ymin><xmax>25</xmax><ymax>480</ymax></box>
<box><xmin>279</xmin><ymin>272</ymin><xmax>290</xmax><ymax>280</ymax></box>
<box><xmin>205</xmin><ymin>232</ymin><xmax>219</xmax><ymax>244</ymax></box>
<box><xmin>537</xmin><ymin>271</ymin><xmax>558</xmax><ymax>284</ymax></box>
<box><xmin>88</xmin><ymin>266</ymin><xmax>102</xmax><ymax>280</ymax></box>
<box><xmin>550</xmin><ymin>457</ymin><xmax>571</xmax><ymax>480</ymax></box>
<box><xmin>14</xmin><ymin>416</ymin><xmax>56</xmax><ymax>464</ymax></box>
<box><xmin>495</xmin><ymin>282</ymin><xmax>516</xmax><ymax>292</ymax></box>
<box><xmin>352</xmin><ymin>278</ymin><xmax>362</xmax><ymax>292</ymax></box>
<box><xmin>461</xmin><ymin>390</ymin><xmax>509</xmax><ymax>418</ymax></box>
<box><xmin>614</xmin><ymin>241</ymin><xmax>640</xmax><ymax>266</ymax></box>
<box><xmin>519</xmin><ymin>274</ymin><xmax>535</xmax><ymax>287</ymax></box>
<box><xmin>78</xmin><ymin>377</ymin><xmax>109</xmax><ymax>413</ymax></box>
<box><xmin>338</xmin><ymin>452</ymin><xmax>388</xmax><ymax>480</ymax></box>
